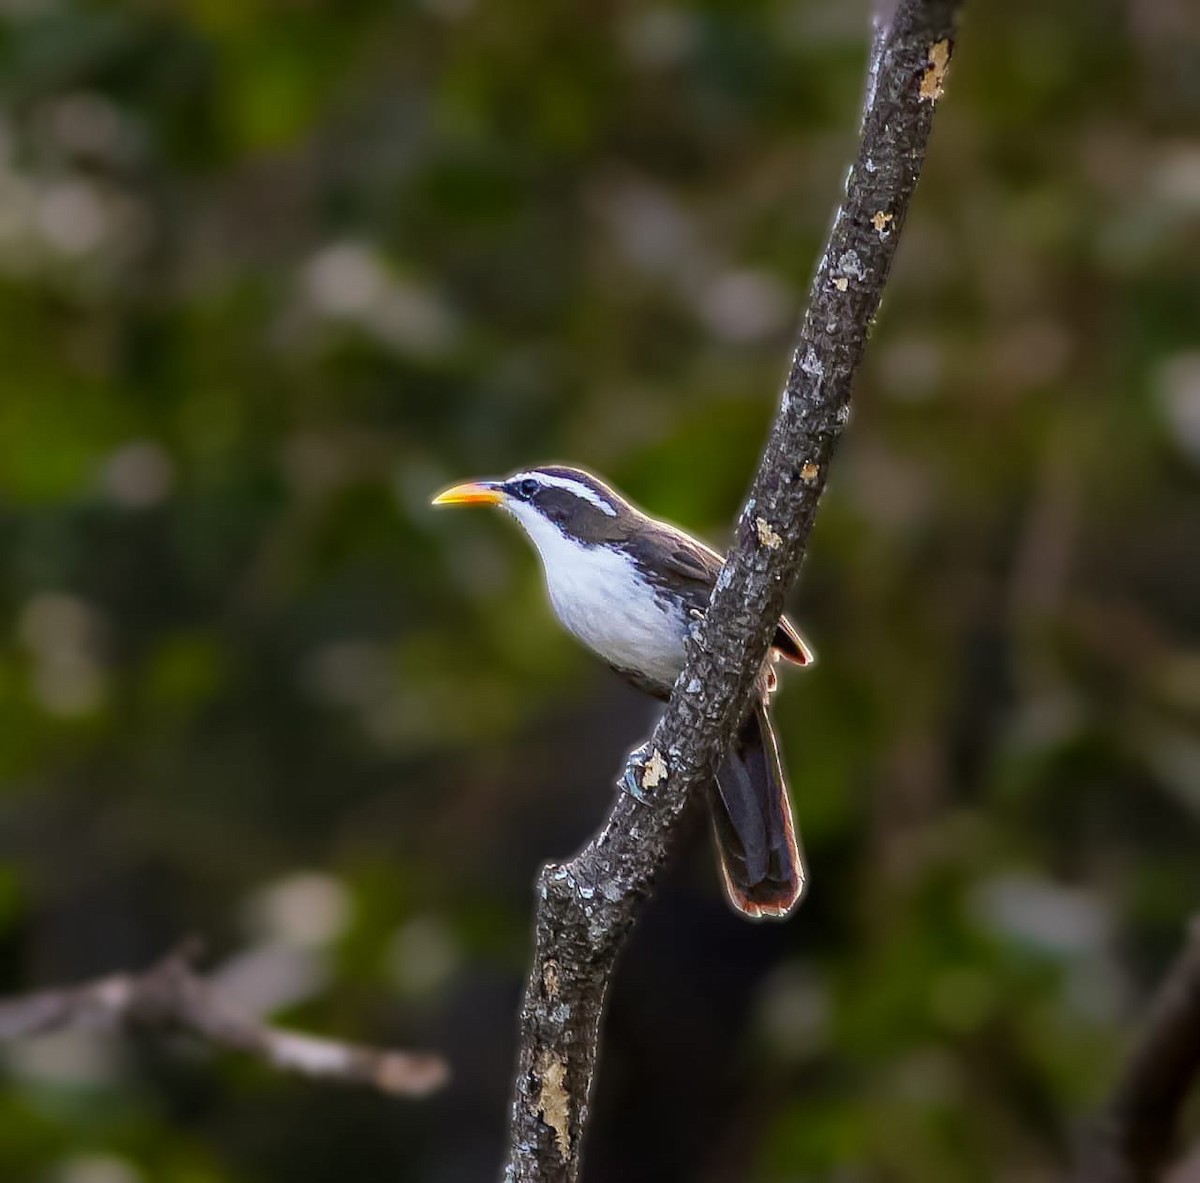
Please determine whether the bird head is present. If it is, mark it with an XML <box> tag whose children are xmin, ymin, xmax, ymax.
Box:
<box><xmin>431</xmin><ymin>465</ymin><xmax>630</xmax><ymax>548</ymax></box>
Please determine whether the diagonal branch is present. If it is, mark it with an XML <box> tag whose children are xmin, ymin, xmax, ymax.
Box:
<box><xmin>0</xmin><ymin>941</ymin><xmax>449</xmax><ymax>1098</ymax></box>
<box><xmin>1077</xmin><ymin>917</ymin><xmax>1200</xmax><ymax>1183</ymax></box>
<box><xmin>502</xmin><ymin>1</ymin><xmax>964</xmax><ymax>1179</ymax></box>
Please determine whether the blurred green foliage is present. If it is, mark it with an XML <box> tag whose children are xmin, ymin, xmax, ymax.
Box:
<box><xmin>0</xmin><ymin>0</ymin><xmax>1198</xmax><ymax>1180</ymax></box>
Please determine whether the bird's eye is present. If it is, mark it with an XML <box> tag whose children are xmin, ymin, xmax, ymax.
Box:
<box><xmin>516</xmin><ymin>478</ymin><xmax>539</xmax><ymax>500</ymax></box>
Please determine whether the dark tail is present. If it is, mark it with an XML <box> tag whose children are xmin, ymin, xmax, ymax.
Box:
<box><xmin>710</xmin><ymin>700</ymin><xmax>806</xmax><ymax>920</ymax></box>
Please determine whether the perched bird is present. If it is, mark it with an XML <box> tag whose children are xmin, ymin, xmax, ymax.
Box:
<box><xmin>432</xmin><ymin>465</ymin><xmax>813</xmax><ymax>919</ymax></box>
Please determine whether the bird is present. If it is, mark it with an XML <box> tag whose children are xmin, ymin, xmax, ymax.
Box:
<box><xmin>432</xmin><ymin>464</ymin><xmax>813</xmax><ymax>920</ymax></box>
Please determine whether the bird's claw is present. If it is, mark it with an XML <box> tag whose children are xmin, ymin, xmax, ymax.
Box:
<box><xmin>687</xmin><ymin>608</ymin><xmax>706</xmax><ymax>645</ymax></box>
<box><xmin>620</xmin><ymin>741</ymin><xmax>654</xmax><ymax>803</ymax></box>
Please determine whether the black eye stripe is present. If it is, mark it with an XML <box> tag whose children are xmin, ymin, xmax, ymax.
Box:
<box><xmin>506</xmin><ymin>471</ymin><xmax>620</xmax><ymax>516</ymax></box>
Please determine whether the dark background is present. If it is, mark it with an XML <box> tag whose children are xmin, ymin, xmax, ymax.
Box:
<box><xmin>1</xmin><ymin>0</ymin><xmax>1198</xmax><ymax>1180</ymax></box>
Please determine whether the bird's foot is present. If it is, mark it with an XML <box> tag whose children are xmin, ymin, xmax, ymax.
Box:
<box><xmin>620</xmin><ymin>741</ymin><xmax>654</xmax><ymax>803</ymax></box>
<box><xmin>687</xmin><ymin>608</ymin><xmax>706</xmax><ymax>645</ymax></box>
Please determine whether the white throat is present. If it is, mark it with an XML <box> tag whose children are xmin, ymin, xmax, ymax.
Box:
<box><xmin>504</xmin><ymin>501</ymin><xmax>687</xmax><ymax>688</ymax></box>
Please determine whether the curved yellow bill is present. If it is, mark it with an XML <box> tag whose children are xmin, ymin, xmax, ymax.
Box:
<box><xmin>431</xmin><ymin>480</ymin><xmax>504</xmax><ymax>507</ymax></box>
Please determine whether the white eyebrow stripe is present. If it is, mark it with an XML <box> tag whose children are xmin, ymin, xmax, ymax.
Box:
<box><xmin>515</xmin><ymin>472</ymin><xmax>618</xmax><ymax>516</ymax></box>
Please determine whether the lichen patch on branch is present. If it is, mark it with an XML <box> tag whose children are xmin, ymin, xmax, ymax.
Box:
<box><xmin>641</xmin><ymin>749</ymin><xmax>668</xmax><ymax>789</ymax></box>
<box><xmin>838</xmin><ymin>250</ymin><xmax>867</xmax><ymax>281</ymax></box>
<box><xmin>536</xmin><ymin>1052</ymin><xmax>572</xmax><ymax>1160</ymax></box>
<box><xmin>919</xmin><ymin>39</ymin><xmax>951</xmax><ymax>102</ymax></box>
<box><xmin>755</xmin><ymin>518</ymin><xmax>783</xmax><ymax>549</ymax></box>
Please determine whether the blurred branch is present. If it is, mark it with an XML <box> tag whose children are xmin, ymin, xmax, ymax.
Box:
<box><xmin>0</xmin><ymin>940</ymin><xmax>449</xmax><ymax>1098</ymax></box>
<box><xmin>502</xmin><ymin>2</ymin><xmax>963</xmax><ymax>1180</ymax></box>
<box><xmin>1079</xmin><ymin>918</ymin><xmax>1200</xmax><ymax>1183</ymax></box>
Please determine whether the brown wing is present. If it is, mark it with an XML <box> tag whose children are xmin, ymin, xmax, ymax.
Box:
<box><xmin>639</xmin><ymin>524</ymin><xmax>720</xmax><ymax>612</ymax></box>
<box><xmin>650</xmin><ymin>523</ymin><xmax>815</xmax><ymax>667</ymax></box>
<box><xmin>652</xmin><ymin>527</ymin><xmax>722</xmax><ymax>581</ymax></box>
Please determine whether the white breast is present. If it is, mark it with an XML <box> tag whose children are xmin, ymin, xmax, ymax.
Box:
<box><xmin>506</xmin><ymin>504</ymin><xmax>688</xmax><ymax>690</ymax></box>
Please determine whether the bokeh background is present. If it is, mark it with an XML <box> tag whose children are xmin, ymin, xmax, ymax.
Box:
<box><xmin>1</xmin><ymin>0</ymin><xmax>1198</xmax><ymax>1179</ymax></box>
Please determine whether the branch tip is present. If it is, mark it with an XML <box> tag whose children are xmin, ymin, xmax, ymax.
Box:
<box><xmin>0</xmin><ymin>948</ymin><xmax>449</xmax><ymax>1100</ymax></box>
